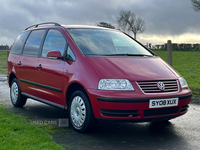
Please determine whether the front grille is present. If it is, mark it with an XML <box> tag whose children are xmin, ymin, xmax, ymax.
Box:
<box><xmin>100</xmin><ymin>109</ymin><xmax>140</xmax><ymax>117</ymax></box>
<box><xmin>137</xmin><ymin>80</ymin><xmax>179</xmax><ymax>94</ymax></box>
<box><xmin>144</xmin><ymin>107</ymin><xmax>180</xmax><ymax>117</ymax></box>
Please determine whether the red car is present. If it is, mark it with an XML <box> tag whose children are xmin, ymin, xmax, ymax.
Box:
<box><xmin>7</xmin><ymin>22</ymin><xmax>192</xmax><ymax>132</ymax></box>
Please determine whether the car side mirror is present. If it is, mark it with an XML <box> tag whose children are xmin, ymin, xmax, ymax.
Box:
<box><xmin>46</xmin><ymin>50</ymin><xmax>63</xmax><ymax>59</ymax></box>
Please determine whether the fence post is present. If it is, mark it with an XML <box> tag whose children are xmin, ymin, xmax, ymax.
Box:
<box><xmin>6</xmin><ymin>46</ymin><xmax>10</xmax><ymax>57</ymax></box>
<box><xmin>167</xmin><ymin>40</ymin><xmax>172</xmax><ymax>66</ymax></box>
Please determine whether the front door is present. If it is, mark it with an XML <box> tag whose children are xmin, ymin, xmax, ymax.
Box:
<box><xmin>36</xmin><ymin>29</ymin><xmax>66</xmax><ymax>105</ymax></box>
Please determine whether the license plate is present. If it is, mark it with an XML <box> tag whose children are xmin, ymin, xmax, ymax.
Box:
<box><xmin>149</xmin><ymin>98</ymin><xmax>178</xmax><ymax>108</ymax></box>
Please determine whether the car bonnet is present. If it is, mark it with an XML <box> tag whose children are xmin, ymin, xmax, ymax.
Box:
<box><xmin>85</xmin><ymin>56</ymin><xmax>180</xmax><ymax>81</ymax></box>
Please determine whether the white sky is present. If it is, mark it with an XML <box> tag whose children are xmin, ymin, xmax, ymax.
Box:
<box><xmin>0</xmin><ymin>0</ymin><xmax>200</xmax><ymax>46</ymax></box>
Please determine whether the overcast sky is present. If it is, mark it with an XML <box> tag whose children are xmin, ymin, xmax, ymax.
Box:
<box><xmin>0</xmin><ymin>0</ymin><xmax>200</xmax><ymax>46</ymax></box>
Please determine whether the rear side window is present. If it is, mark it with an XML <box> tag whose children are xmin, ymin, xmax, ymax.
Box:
<box><xmin>23</xmin><ymin>30</ymin><xmax>46</xmax><ymax>57</ymax></box>
<box><xmin>42</xmin><ymin>29</ymin><xmax>66</xmax><ymax>57</ymax></box>
<box><xmin>11</xmin><ymin>31</ymin><xmax>30</xmax><ymax>55</ymax></box>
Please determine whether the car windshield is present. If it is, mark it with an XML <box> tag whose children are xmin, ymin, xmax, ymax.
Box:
<box><xmin>67</xmin><ymin>28</ymin><xmax>153</xmax><ymax>56</ymax></box>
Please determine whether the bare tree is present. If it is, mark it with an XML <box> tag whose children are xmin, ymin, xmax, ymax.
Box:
<box><xmin>97</xmin><ymin>22</ymin><xmax>115</xmax><ymax>29</ymax></box>
<box><xmin>117</xmin><ymin>10</ymin><xmax>146</xmax><ymax>39</ymax></box>
<box><xmin>191</xmin><ymin>0</ymin><xmax>200</xmax><ymax>12</ymax></box>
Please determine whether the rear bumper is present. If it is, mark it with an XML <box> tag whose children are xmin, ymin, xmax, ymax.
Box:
<box><xmin>87</xmin><ymin>89</ymin><xmax>192</xmax><ymax>122</ymax></box>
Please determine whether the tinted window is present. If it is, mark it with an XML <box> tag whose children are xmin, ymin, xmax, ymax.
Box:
<box><xmin>42</xmin><ymin>29</ymin><xmax>66</xmax><ymax>57</ymax></box>
<box><xmin>11</xmin><ymin>31</ymin><xmax>30</xmax><ymax>54</ymax></box>
<box><xmin>67</xmin><ymin>29</ymin><xmax>153</xmax><ymax>56</ymax></box>
<box><xmin>23</xmin><ymin>30</ymin><xmax>45</xmax><ymax>56</ymax></box>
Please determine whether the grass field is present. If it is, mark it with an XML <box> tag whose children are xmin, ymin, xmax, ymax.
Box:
<box><xmin>153</xmin><ymin>50</ymin><xmax>200</xmax><ymax>95</ymax></box>
<box><xmin>0</xmin><ymin>106</ymin><xmax>64</xmax><ymax>150</ymax></box>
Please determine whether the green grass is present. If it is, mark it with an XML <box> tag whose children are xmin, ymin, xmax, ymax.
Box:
<box><xmin>153</xmin><ymin>50</ymin><xmax>200</xmax><ymax>95</ymax></box>
<box><xmin>0</xmin><ymin>107</ymin><xmax>64</xmax><ymax>150</ymax></box>
<box><xmin>0</xmin><ymin>51</ymin><xmax>8</xmax><ymax>73</ymax></box>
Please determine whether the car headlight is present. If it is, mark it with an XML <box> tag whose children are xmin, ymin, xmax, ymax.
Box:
<box><xmin>178</xmin><ymin>77</ymin><xmax>188</xmax><ymax>88</ymax></box>
<box><xmin>98</xmin><ymin>79</ymin><xmax>134</xmax><ymax>91</ymax></box>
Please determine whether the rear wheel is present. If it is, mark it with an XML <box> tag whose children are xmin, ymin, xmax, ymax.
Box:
<box><xmin>10</xmin><ymin>78</ymin><xmax>27</xmax><ymax>107</ymax></box>
<box><xmin>69</xmin><ymin>90</ymin><xmax>97</xmax><ymax>132</ymax></box>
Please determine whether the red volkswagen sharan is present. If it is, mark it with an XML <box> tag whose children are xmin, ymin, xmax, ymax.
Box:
<box><xmin>7</xmin><ymin>22</ymin><xmax>192</xmax><ymax>132</ymax></box>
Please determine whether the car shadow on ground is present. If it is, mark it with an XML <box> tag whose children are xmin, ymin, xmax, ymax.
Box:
<box><xmin>53</xmin><ymin>118</ymin><xmax>188</xmax><ymax>150</ymax></box>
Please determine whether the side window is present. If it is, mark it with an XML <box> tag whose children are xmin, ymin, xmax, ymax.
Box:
<box><xmin>42</xmin><ymin>29</ymin><xmax>66</xmax><ymax>58</ymax></box>
<box><xmin>23</xmin><ymin>30</ymin><xmax>46</xmax><ymax>56</ymax></box>
<box><xmin>66</xmin><ymin>46</ymin><xmax>76</xmax><ymax>61</ymax></box>
<box><xmin>11</xmin><ymin>31</ymin><xmax>30</xmax><ymax>55</ymax></box>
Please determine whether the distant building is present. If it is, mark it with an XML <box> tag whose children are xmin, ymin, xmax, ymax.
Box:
<box><xmin>0</xmin><ymin>45</ymin><xmax>10</xmax><ymax>50</ymax></box>
<box><xmin>172</xmin><ymin>43</ymin><xmax>179</xmax><ymax>49</ymax></box>
<box><xmin>193</xmin><ymin>44</ymin><xmax>200</xmax><ymax>49</ymax></box>
<box><xmin>185</xmin><ymin>44</ymin><xmax>192</xmax><ymax>49</ymax></box>
<box><xmin>155</xmin><ymin>44</ymin><xmax>165</xmax><ymax>49</ymax></box>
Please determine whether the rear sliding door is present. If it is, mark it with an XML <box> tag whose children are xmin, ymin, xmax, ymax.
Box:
<box><xmin>18</xmin><ymin>29</ymin><xmax>46</xmax><ymax>95</ymax></box>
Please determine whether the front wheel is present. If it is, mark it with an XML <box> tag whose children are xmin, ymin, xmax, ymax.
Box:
<box><xmin>10</xmin><ymin>78</ymin><xmax>27</xmax><ymax>107</ymax></box>
<box><xmin>69</xmin><ymin>90</ymin><xmax>97</xmax><ymax>132</ymax></box>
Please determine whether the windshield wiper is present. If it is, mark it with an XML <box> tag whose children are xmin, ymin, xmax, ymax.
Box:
<box><xmin>101</xmin><ymin>54</ymin><xmax>153</xmax><ymax>57</ymax></box>
<box><xmin>126</xmin><ymin>54</ymin><xmax>153</xmax><ymax>57</ymax></box>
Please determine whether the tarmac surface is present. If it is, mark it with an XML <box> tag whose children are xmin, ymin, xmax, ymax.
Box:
<box><xmin>0</xmin><ymin>81</ymin><xmax>200</xmax><ymax>150</ymax></box>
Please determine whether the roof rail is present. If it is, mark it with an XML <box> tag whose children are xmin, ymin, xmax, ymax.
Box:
<box><xmin>25</xmin><ymin>22</ymin><xmax>61</xmax><ymax>30</ymax></box>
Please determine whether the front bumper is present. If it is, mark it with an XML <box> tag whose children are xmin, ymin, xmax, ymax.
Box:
<box><xmin>87</xmin><ymin>88</ymin><xmax>192</xmax><ymax>122</ymax></box>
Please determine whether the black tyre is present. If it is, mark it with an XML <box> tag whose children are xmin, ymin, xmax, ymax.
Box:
<box><xmin>10</xmin><ymin>78</ymin><xmax>27</xmax><ymax>107</ymax></box>
<box><xmin>69</xmin><ymin>90</ymin><xmax>97</xmax><ymax>132</ymax></box>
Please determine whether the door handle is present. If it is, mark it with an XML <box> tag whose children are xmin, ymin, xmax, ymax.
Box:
<box><xmin>37</xmin><ymin>65</ymin><xmax>42</xmax><ymax>69</ymax></box>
